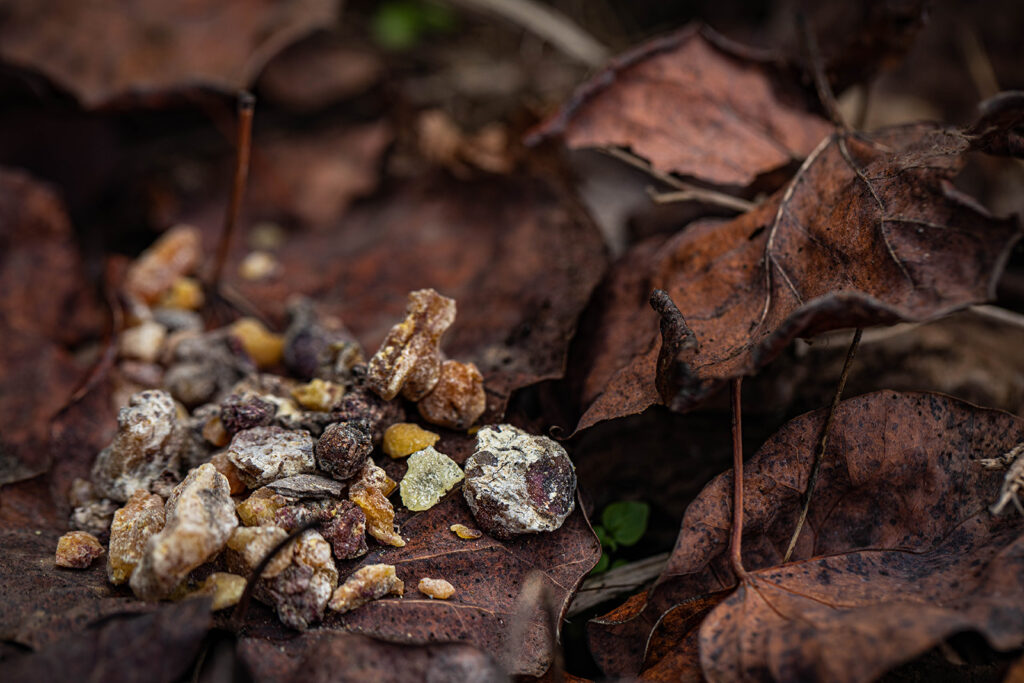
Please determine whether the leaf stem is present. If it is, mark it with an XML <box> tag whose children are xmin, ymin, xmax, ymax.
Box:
<box><xmin>729</xmin><ymin>377</ymin><xmax>747</xmax><ymax>580</ymax></box>
<box><xmin>210</xmin><ymin>91</ymin><xmax>255</xmax><ymax>292</ymax></box>
<box><xmin>797</xmin><ymin>13</ymin><xmax>847</xmax><ymax>131</ymax></box>
<box><xmin>783</xmin><ymin>327</ymin><xmax>862</xmax><ymax>562</ymax></box>
<box><xmin>603</xmin><ymin>147</ymin><xmax>756</xmax><ymax>213</ymax></box>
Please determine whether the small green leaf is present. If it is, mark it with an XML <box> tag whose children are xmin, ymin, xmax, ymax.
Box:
<box><xmin>593</xmin><ymin>524</ymin><xmax>617</xmax><ymax>552</ymax></box>
<box><xmin>610</xmin><ymin>558</ymin><xmax>629</xmax><ymax>570</ymax></box>
<box><xmin>602</xmin><ymin>501</ymin><xmax>649</xmax><ymax>547</ymax></box>
<box><xmin>371</xmin><ymin>1</ymin><xmax>456</xmax><ymax>51</ymax></box>
<box><xmin>590</xmin><ymin>552</ymin><xmax>610</xmax><ymax>576</ymax></box>
<box><xmin>372</xmin><ymin>2</ymin><xmax>421</xmax><ymax>50</ymax></box>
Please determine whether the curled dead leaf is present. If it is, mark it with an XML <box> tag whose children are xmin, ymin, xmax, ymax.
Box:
<box><xmin>0</xmin><ymin>0</ymin><xmax>337</xmax><ymax>107</ymax></box>
<box><xmin>573</xmin><ymin>123</ymin><xmax>1021</xmax><ymax>433</ymax></box>
<box><xmin>529</xmin><ymin>24</ymin><xmax>832</xmax><ymax>188</ymax></box>
<box><xmin>590</xmin><ymin>391</ymin><xmax>1024</xmax><ymax>680</ymax></box>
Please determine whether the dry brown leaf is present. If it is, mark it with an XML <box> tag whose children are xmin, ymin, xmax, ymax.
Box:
<box><xmin>572</xmin><ymin>123</ymin><xmax>1021</xmax><ymax>433</ymax></box>
<box><xmin>0</xmin><ymin>169</ymin><xmax>103</xmax><ymax>485</ymax></box>
<box><xmin>323</xmin><ymin>493</ymin><xmax>600</xmax><ymax>677</ymax></box>
<box><xmin>256</xmin><ymin>32</ymin><xmax>383</xmax><ymax>113</ymax></box>
<box><xmin>226</xmin><ymin>172</ymin><xmax>607</xmax><ymax>418</ymax></box>
<box><xmin>589</xmin><ymin>392</ymin><xmax>1024</xmax><ymax>680</ymax></box>
<box><xmin>0</xmin><ymin>597</ymin><xmax>210</xmax><ymax>683</ymax></box>
<box><xmin>0</xmin><ymin>0</ymin><xmax>336</xmax><ymax>107</ymax></box>
<box><xmin>529</xmin><ymin>24</ymin><xmax>832</xmax><ymax>188</ymax></box>
<box><xmin>249</xmin><ymin>121</ymin><xmax>393</xmax><ymax>230</ymax></box>
<box><xmin>238</xmin><ymin>630</ymin><xmax>507</xmax><ymax>682</ymax></box>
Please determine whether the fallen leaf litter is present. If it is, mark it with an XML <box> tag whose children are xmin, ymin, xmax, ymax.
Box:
<box><xmin>63</xmin><ymin>267</ymin><xmax>579</xmax><ymax>631</ymax></box>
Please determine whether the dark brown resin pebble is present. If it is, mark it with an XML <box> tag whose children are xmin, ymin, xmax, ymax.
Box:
<box><xmin>315</xmin><ymin>420</ymin><xmax>373</xmax><ymax>481</ymax></box>
<box><xmin>333</xmin><ymin>387</ymin><xmax>404</xmax><ymax>446</ymax></box>
<box><xmin>220</xmin><ymin>393</ymin><xmax>277</xmax><ymax>434</ymax></box>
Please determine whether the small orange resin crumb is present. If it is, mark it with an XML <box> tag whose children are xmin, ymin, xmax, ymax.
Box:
<box><xmin>55</xmin><ymin>531</ymin><xmax>104</xmax><ymax>568</ymax></box>
<box><xmin>417</xmin><ymin>577</ymin><xmax>455</xmax><ymax>599</ymax></box>
<box><xmin>382</xmin><ymin>422</ymin><xmax>440</xmax><ymax>459</ymax></box>
<box><xmin>449</xmin><ymin>524</ymin><xmax>482</xmax><ymax>540</ymax></box>
<box><xmin>328</xmin><ymin>564</ymin><xmax>404</xmax><ymax>613</ymax></box>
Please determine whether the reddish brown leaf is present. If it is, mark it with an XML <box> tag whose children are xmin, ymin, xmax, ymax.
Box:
<box><xmin>248</xmin><ymin>121</ymin><xmax>393</xmax><ymax>230</ymax></box>
<box><xmin>967</xmin><ymin>91</ymin><xmax>1024</xmax><ymax>158</ymax></box>
<box><xmin>0</xmin><ymin>529</ymin><xmax>155</xmax><ymax>649</ymax></box>
<box><xmin>0</xmin><ymin>0</ymin><xmax>336</xmax><ymax>107</ymax></box>
<box><xmin>573</xmin><ymin>124</ymin><xmax>1021</xmax><ymax>432</ymax></box>
<box><xmin>779</xmin><ymin>1</ymin><xmax>926</xmax><ymax>95</ymax></box>
<box><xmin>0</xmin><ymin>597</ymin><xmax>210</xmax><ymax>683</ymax></box>
<box><xmin>256</xmin><ymin>33</ymin><xmax>383</xmax><ymax>113</ymax></box>
<box><xmin>0</xmin><ymin>169</ymin><xmax>102</xmax><ymax>485</ymax></box>
<box><xmin>238</xmin><ymin>631</ymin><xmax>506</xmax><ymax>682</ymax></box>
<box><xmin>225</xmin><ymin>172</ymin><xmax>608</xmax><ymax>417</ymax></box>
<box><xmin>528</xmin><ymin>24</ymin><xmax>832</xmax><ymax>188</ymax></box>
<box><xmin>589</xmin><ymin>392</ymin><xmax>1024</xmax><ymax>679</ymax></box>
<box><xmin>320</xmin><ymin>493</ymin><xmax>601</xmax><ymax>677</ymax></box>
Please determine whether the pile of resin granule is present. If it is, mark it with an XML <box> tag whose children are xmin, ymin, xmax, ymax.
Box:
<box><xmin>55</xmin><ymin>226</ymin><xmax>578</xmax><ymax>630</ymax></box>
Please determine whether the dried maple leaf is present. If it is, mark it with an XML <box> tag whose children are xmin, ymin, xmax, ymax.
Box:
<box><xmin>589</xmin><ymin>392</ymin><xmax>1024</xmax><ymax>680</ymax></box>
<box><xmin>528</xmin><ymin>24</ymin><xmax>832</xmax><ymax>188</ymax></box>
<box><xmin>238</xmin><ymin>631</ymin><xmax>507</xmax><ymax>682</ymax></box>
<box><xmin>223</xmin><ymin>172</ymin><xmax>608</xmax><ymax>418</ymax></box>
<box><xmin>322</xmin><ymin>493</ymin><xmax>600</xmax><ymax>677</ymax></box>
<box><xmin>572</xmin><ymin>123</ymin><xmax>1021</xmax><ymax>433</ymax></box>
<box><xmin>0</xmin><ymin>0</ymin><xmax>336</xmax><ymax>108</ymax></box>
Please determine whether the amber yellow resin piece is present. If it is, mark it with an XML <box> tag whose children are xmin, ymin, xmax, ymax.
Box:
<box><xmin>382</xmin><ymin>423</ymin><xmax>440</xmax><ymax>459</ymax></box>
<box><xmin>55</xmin><ymin>531</ymin><xmax>104</xmax><ymax>568</ymax></box>
<box><xmin>449</xmin><ymin>523</ymin><xmax>482</xmax><ymax>540</ymax></box>
<box><xmin>236</xmin><ymin>487</ymin><xmax>288</xmax><ymax>526</ymax></box>
<box><xmin>202</xmin><ymin>416</ymin><xmax>230</xmax><ymax>447</ymax></box>
<box><xmin>417</xmin><ymin>577</ymin><xmax>455</xmax><ymax>599</ymax></box>
<box><xmin>349</xmin><ymin>463</ymin><xmax>404</xmax><ymax>547</ymax></box>
<box><xmin>158</xmin><ymin>277</ymin><xmax>204</xmax><ymax>310</ymax></box>
<box><xmin>227</xmin><ymin>525</ymin><xmax>292</xmax><ymax>578</ymax></box>
<box><xmin>230</xmin><ymin>318</ymin><xmax>285</xmax><ymax>369</ymax></box>
<box><xmin>198</xmin><ymin>572</ymin><xmax>247</xmax><ymax>610</ymax></box>
<box><xmin>328</xmin><ymin>564</ymin><xmax>404</xmax><ymax>613</ymax></box>
<box><xmin>291</xmin><ymin>378</ymin><xmax>344</xmax><ymax>412</ymax></box>
<box><xmin>124</xmin><ymin>225</ymin><xmax>201</xmax><ymax>306</ymax></box>
<box><xmin>108</xmin><ymin>490</ymin><xmax>166</xmax><ymax>584</ymax></box>
<box><xmin>399</xmin><ymin>447</ymin><xmax>464</xmax><ymax>512</ymax></box>
<box><xmin>210</xmin><ymin>452</ymin><xmax>247</xmax><ymax>495</ymax></box>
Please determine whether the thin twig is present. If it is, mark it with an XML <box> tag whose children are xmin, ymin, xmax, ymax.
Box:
<box><xmin>568</xmin><ymin>552</ymin><xmax>670</xmax><ymax>616</ymax></box>
<box><xmin>604</xmin><ymin>147</ymin><xmax>756</xmax><ymax>213</ymax></box>
<box><xmin>783</xmin><ymin>327</ymin><xmax>863</xmax><ymax>562</ymax></box>
<box><xmin>969</xmin><ymin>304</ymin><xmax>1024</xmax><ymax>330</ymax></box>
<box><xmin>445</xmin><ymin>0</ymin><xmax>609</xmax><ymax>67</ymax></box>
<box><xmin>729</xmin><ymin>378</ymin><xmax>747</xmax><ymax>580</ymax></box>
<box><xmin>647</xmin><ymin>187</ymin><xmax>756</xmax><ymax>213</ymax></box>
<box><xmin>797</xmin><ymin>13</ymin><xmax>847</xmax><ymax>131</ymax></box>
<box><xmin>210</xmin><ymin>91</ymin><xmax>255</xmax><ymax>292</ymax></box>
